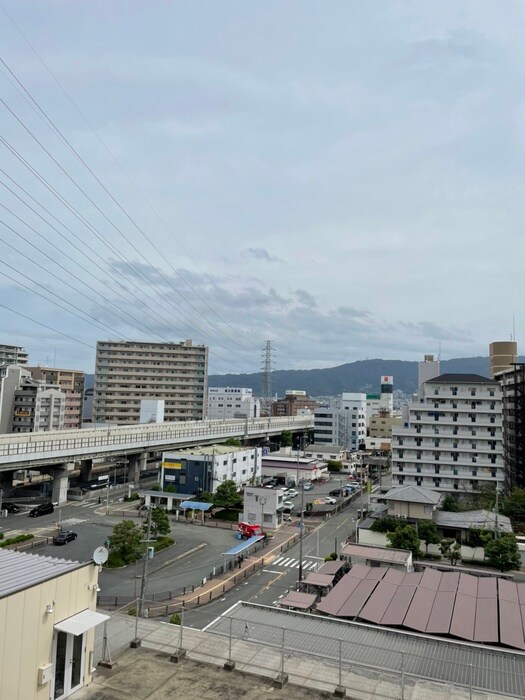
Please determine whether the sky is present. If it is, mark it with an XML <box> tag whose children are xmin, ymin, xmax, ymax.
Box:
<box><xmin>0</xmin><ymin>1</ymin><xmax>524</xmax><ymax>375</ymax></box>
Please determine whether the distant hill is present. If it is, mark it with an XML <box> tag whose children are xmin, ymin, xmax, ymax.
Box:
<box><xmin>208</xmin><ymin>356</ymin><xmax>525</xmax><ymax>397</ymax></box>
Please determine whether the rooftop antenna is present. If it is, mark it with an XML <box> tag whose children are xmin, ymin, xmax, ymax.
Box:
<box><xmin>260</xmin><ymin>340</ymin><xmax>274</xmax><ymax>416</ymax></box>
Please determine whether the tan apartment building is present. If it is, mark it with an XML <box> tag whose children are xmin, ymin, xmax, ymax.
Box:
<box><xmin>93</xmin><ymin>339</ymin><xmax>208</xmax><ymax>424</ymax></box>
<box><xmin>369</xmin><ymin>411</ymin><xmax>402</xmax><ymax>439</ymax></box>
<box><xmin>28</xmin><ymin>367</ymin><xmax>85</xmax><ymax>429</ymax></box>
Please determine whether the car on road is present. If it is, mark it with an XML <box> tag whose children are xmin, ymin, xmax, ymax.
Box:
<box><xmin>324</xmin><ymin>496</ymin><xmax>337</xmax><ymax>505</ymax></box>
<box><xmin>282</xmin><ymin>500</ymin><xmax>295</xmax><ymax>510</ymax></box>
<box><xmin>285</xmin><ymin>489</ymin><xmax>298</xmax><ymax>498</ymax></box>
<box><xmin>53</xmin><ymin>530</ymin><xmax>78</xmax><ymax>545</ymax></box>
<box><xmin>28</xmin><ymin>502</ymin><xmax>54</xmax><ymax>517</ymax></box>
<box><xmin>302</xmin><ymin>482</ymin><xmax>313</xmax><ymax>491</ymax></box>
<box><xmin>2</xmin><ymin>503</ymin><xmax>20</xmax><ymax>513</ymax></box>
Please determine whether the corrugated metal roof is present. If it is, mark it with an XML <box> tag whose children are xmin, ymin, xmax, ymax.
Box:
<box><xmin>0</xmin><ymin>549</ymin><xmax>85</xmax><ymax>598</ymax></box>
<box><xmin>434</xmin><ymin>509</ymin><xmax>513</xmax><ymax>533</ymax></box>
<box><xmin>279</xmin><ymin>591</ymin><xmax>317</xmax><ymax>610</ymax></box>
<box><xmin>341</xmin><ymin>543</ymin><xmax>411</xmax><ymax>564</ymax></box>
<box><xmin>211</xmin><ymin>602</ymin><xmax>525</xmax><ymax>698</ymax></box>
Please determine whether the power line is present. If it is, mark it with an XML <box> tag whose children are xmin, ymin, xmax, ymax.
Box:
<box><xmin>0</xmin><ymin>48</ymin><xmax>258</xmax><ymax>352</ymax></box>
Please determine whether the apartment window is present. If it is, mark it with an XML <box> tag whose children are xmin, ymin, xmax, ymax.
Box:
<box><xmin>470</xmin><ymin>414</ymin><xmax>476</xmax><ymax>423</ymax></box>
<box><xmin>453</xmin><ymin>414</ymin><xmax>458</xmax><ymax>422</ymax></box>
<box><xmin>453</xmin><ymin>454</ymin><xmax>458</xmax><ymax>462</ymax></box>
<box><xmin>471</xmin><ymin>429</ymin><xmax>476</xmax><ymax>436</ymax></box>
<box><xmin>398</xmin><ymin>450</ymin><xmax>404</xmax><ymax>458</ymax></box>
<box><xmin>416</xmin><ymin>426</ymin><xmax>421</xmax><ymax>434</ymax></box>
<box><xmin>416</xmin><ymin>451</ymin><xmax>422</xmax><ymax>460</ymax></box>
<box><xmin>397</xmin><ymin>476</ymin><xmax>404</xmax><ymax>484</ymax></box>
<box><xmin>398</xmin><ymin>438</ymin><xmax>404</xmax><ymax>446</ymax></box>
<box><xmin>434</xmin><ymin>427</ymin><xmax>439</xmax><ymax>435</ymax></box>
<box><xmin>453</xmin><ymin>427</ymin><xmax>458</xmax><ymax>435</ymax></box>
<box><xmin>490</xmin><ymin>402</ymin><xmax>495</xmax><ymax>410</ymax></box>
<box><xmin>416</xmin><ymin>438</ymin><xmax>422</xmax><ymax>446</ymax></box>
<box><xmin>471</xmin><ymin>443</ymin><xmax>476</xmax><ymax>450</ymax></box>
<box><xmin>434</xmin><ymin>465</ymin><xmax>440</xmax><ymax>474</ymax></box>
<box><xmin>471</xmin><ymin>402</ymin><xmax>477</xmax><ymax>410</ymax></box>
<box><xmin>452</xmin><ymin>402</ymin><xmax>458</xmax><ymax>409</ymax></box>
<box><xmin>398</xmin><ymin>465</ymin><xmax>404</xmax><ymax>472</ymax></box>
<box><xmin>434</xmin><ymin>439</ymin><xmax>440</xmax><ymax>447</ymax></box>
<box><xmin>434</xmin><ymin>389</ymin><xmax>439</xmax><ymax>395</ymax></box>
<box><xmin>491</xmin><ymin>470</ymin><xmax>497</xmax><ymax>478</ymax></box>
<box><xmin>434</xmin><ymin>478</ymin><xmax>441</xmax><ymax>487</ymax></box>
<box><xmin>471</xmin><ymin>389</ymin><xmax>476</xmax><ymax>396</ymax></box>
<box><xmin>452</xmin><ymin>388</ymin><xmax>458</xmax><ymax>396</ymax></box>
<box><xmin>416</xmin><ymin>478</ymin><xmax>423</xmax><ymax>486</ymax></box>
<box><xmin>490</xmin><ymin>416</ymin><xmax>495</xmax><ymax>423</ymax></box>
<box><xmin>434</xmin><ymin>452</ymin><xmax>440</xmax><ymax>461</ymax></box>
<box><xmin>490</xmin><ymin>456</ymin><xmax>497</xmax><ymax>464</ymax></box>
<box><xmin>416</xmin><ymin>466</ymin><xmax>421</xmax><ymax>473</ymax></box>
<box><xmin>489</xmin><ymin>390</ymin><xmax>495</xmax><ymax>397</ymax></box>
<box><xmin>453</xmin><ymin>468</ymin><xmax>458</xmax><ymax>476</ymax></box>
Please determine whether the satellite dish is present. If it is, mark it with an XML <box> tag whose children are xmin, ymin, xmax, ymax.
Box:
<box><xmin>93</xmin><ymin>546</ymin><xmax>109</xmax><ymax>566</ymax></box>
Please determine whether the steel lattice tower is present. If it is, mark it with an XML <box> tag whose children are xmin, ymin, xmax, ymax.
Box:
<box><xmin>260</xmin><ymin>340</ymin><xmax>274</xmax><ymax>415</ymax></box>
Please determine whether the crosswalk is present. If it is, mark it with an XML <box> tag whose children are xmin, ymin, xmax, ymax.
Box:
<box><xmin>70</xmin><ymin>501</ymin><xmax>101</xmax><ymax>509</ymax></box>
<box><xmin>270</xmin><ymin>555</ymin><xmax>320</xmax><ymax>571</ymax></box>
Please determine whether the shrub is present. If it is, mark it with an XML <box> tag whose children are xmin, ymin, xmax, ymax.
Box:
<box><xmin>0</xmin><ymin>532</ymin><xmax>3</xmax><ymax>540</ymax></box>
<box><xmin>326</xmin><ymin>460</ymin><xmax>343</xmax><ymax>472</ymax></box>
<box><xmin>153</xmin><ymin>536</ymin><xmax>174</xmax><ymax>552</ymax></box>
<box><xmin>212</xmin><ymin>509</ymin><xmax>241</xmax><ymax>522</ymax></box>
<box><xmin>324</xmin><ymin>552</ymin><xmax>338</xmax><ymax>561</ymax></box>
<box><xmin>371</xmin><ymin>516</ymin><xmax>400</xmax><ymax>533</ymax></box>
<box><xmin>128</xmin><ymin>607</ymin><xmax>137</xmax><ymax>617</ymax></box>
<box><xmin>0</xmin><ymin>533</ymin><xmax>34</xmax><ymax>548</ymax></box>
<box><xmin>123</xmin><ymin>493</ymin><xmax>140</xmax><ymax>502</ymax></box>
<box><xmin>169</xmin><ymin>613</ymin><xmax>181</xmax><ymax>625</ymax></box>
<box><xmin>107</xmin><ymin>552</ymin><xmax>125</xmax><ymax>568</ymax></box>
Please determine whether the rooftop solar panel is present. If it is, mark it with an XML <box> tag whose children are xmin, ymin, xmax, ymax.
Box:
<box><xmin>450</xmin><ymin>592</ymin><xmax>476</xmax><ymax>641</ymax></box>
<box><xmin>403</xmin><ymin>586</ymin><xmax>436</xmax><ymax>632</ymax></box>
<box><xmin>359</xmin><ymin>580</ymin><xmax>398</xmax><ymax>624</ymax></box>
<box><xmin>426</xmin><ymin>591</ymin><xmax>456</xmax><ymax>634</ymax></box>
<box><xmin>474</xmin><ymin>596</ymin><xmax>499</xmax><ymax>643</ymax></box>
<box><xmin>381</xmin><ymin>582</ymin><xmax>418</xmax><ymax>626</ymax></box>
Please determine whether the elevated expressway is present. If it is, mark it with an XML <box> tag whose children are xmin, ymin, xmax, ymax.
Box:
<box><xmin>0</xmin><ymin>416</ymin><xmax>313</xmax><ymax>503</ymax></box>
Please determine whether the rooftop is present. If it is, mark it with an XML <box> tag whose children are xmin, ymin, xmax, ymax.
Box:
<box><xmin>165</xmin><ymin>444</ymin><xmax>253</xmax><ymax>456</ymax></box>
<box><xmin>0</xmin><ymin>549</ymin><xmax>86</xmax><ymax>598</ymax></box>
<box><xmin>305</xmin><ymin>444</ymin><xmax>345</xmax><ymax>452</ymax></box>
<box><xmin>434</xmin><ymin>509</ymin><xmax>513</xmax><ymax>533</ymax></box>
<box><xmin>426</xmin><ymin>373</ymin><xmax>496</xmax><ymax>385</ymax></box>
<box><xmin>341</xmin><ymin>545</ymin><xmax>411</xmax><ymax>565</ymax></box>
<box><xmin>383</xmin><ymin>485</ymin><xmax>442</xmax><ymax>505</ymax></box>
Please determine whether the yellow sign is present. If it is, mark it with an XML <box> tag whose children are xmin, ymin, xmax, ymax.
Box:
<box><xmin>162</xmin><ymin>461</ymin><xmax>182</xmax><ymax>469</ymax></box>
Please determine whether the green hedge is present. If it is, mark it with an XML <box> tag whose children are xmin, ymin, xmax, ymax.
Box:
<box><xmin>0</xmin><ymin>533</ymin><xmax>34</xmax><ymax>548</ymax></box>
<box><xmin>212</xmin><ymin>509</ymin><xmax>241</xmax><ymax>522</ymax></box>
<box><xmin>153</xmin><ymin>537</ymin><xmax>174</xmax><ymax>552</ymax></box>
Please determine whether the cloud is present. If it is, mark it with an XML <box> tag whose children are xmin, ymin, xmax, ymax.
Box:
<box><xmin>242</xmin><ymin>247</ymin><xmax>283</xmax><ymax>263</ymax></box>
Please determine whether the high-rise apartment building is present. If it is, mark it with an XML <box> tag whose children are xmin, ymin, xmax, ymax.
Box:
<box><xmin>391</xmin><ymin>374</ymin><xmax>503</xmax><ymax>494</ymax></box>
<box><xmin>0</xmin><ymin>344</ymin><xmax>28</xmax><ymax>366</ymax></box>
<box><xmin>418</xmin><ymin>354</ymin><xmax>440</xmax><ymax>389</ymax></box>
<box><xmin>208</xmin><ymin>387</ymin><xmax>260</xmax><ymax>420</ymax></box>
<box><xmin>93</xmin><ymin>339</ymin><xmax>208</xmax><ymax>424</ymax></box>
<box><xmin>495</xmin><ymin>362</ymin><xmax>525</xmax><ymax>489</ymax></box>
<box><xmin>314</xmin><ymin>393</ymin><xmax>367</xmax><ymax>451</ymax></box>
<box><xmin>27</xmin><ymin>367</ymin><xmax>85</xmax><ymax>429</ymax></box>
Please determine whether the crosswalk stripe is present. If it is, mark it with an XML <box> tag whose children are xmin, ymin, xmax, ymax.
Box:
<box><xmin>281</xmin><ymin>558</ymin><xmax>294</xmax><ymax>566</ymax></box>
<box><xmin>273</xmin><ymin>556</ymin><xmax>285</xmax><ymax>565</ymax></box>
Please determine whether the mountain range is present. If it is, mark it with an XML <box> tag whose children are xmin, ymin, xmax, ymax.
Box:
<box><xmin>208</xmin><ymin>356</ymin><xmax>525</xmax><ymax>397</ymax></box>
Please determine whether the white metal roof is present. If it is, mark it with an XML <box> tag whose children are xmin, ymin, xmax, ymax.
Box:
<box><xmin>0</xmin><ymin>549</ymin><xmax>86</xmax><ymax>598</ymax></box>
<box><xmin>55</xmin><ymin>609</ymin><xmax>109</xmax><ymax>635</ymax></box>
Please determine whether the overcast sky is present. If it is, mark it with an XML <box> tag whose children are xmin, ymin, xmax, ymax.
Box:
<box><xmin>0</xmin><ymin>1</ymin><xmax>524</xmax><ymax>375</ymax></box>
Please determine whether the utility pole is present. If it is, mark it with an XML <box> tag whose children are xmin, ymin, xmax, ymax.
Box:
<box><xmin>139</xmin><ymin>507</ymin><xmax>153</xmax><ymax>617</ymax></box>
<box><xmin>495</xmin><ymin>484</ymin><xmax>500</xmax><ymax>540</ymax></box>
<box><xmin>298</xmin><ymin>480</ymin><xmax>305</xmax><ymax>583</ymax></box>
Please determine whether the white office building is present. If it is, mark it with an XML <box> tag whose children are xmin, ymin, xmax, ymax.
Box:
<box><xmin>207</xmin><ymin>387</ymin><xmax>260</xmax><ymax>420</ymax></box>
<box><xmin>314</xmin><ymin>393</ymin><xmax>367</xmax><ymax>451</ymax></box>
<box><xmin>391</xmin><ymin>374</ymin><xmax>503</xmax><ymax>494</ymax></box>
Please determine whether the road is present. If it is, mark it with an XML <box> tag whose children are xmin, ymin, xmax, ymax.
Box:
<box><xmin>0</xmin><ymin>474</ymin><xmax>371</xmax><ymax>629</ymax></box>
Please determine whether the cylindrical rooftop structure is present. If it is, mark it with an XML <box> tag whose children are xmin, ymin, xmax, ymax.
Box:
<box><xmin>489</xmin><ymin>341</ymin><xmax>517</xmax><ymax>378</ymax></box>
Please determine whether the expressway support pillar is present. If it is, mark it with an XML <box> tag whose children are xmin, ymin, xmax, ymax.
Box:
<box><xmin>128</xmin><ymin>453</ymin><xmax>147</xmax><ymax>487</ymax></box>
<box><xmin>0</xmin><ymin>470</ymin><xmax>13</xmax><ymax>496</ymax></box>
<box><xmin>79</xmin><ymin>458</ymin><xmax>93</xmax><ymax>483</ymax></box>
<box><xmin>52</xmin><ymin>462</ymin><xmax>76</xmax><ymax>505</ymax></box>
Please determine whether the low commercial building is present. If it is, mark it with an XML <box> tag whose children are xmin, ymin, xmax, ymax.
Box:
<box><xmin>243</xmin><ymin>485</ymin><xmax>285</xmax><ymax>529</ymax></box>
<box><xmin>207</xmin><ymin>387</ymin><xmax>260</xmax><ymax>420</ymax></box>
<box><xmin>272</xmin><ymin>390</ymin><xmax>317</xmax><ymax>417</ymax></box>
<box><xmin>303</xmin><ymin>444</ymin><xmax>346</xmax><ymax>461</ymax></box>
<box><xmin>0</xmin><ymin>548</ymin><xmax>107</xmax><ymax>700</ymax></box>
<box><xmin>161</xmin><ymin>444</ymin><xmax>262</xmax><ymax>494</ymax></box>
<box><xmin>261</xmin><ymin>454</ymin><xmax>327</xmax><ymax>485</ymax></box>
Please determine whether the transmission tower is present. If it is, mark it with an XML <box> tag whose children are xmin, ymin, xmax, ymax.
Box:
<box><xmin>260</xmin><ymin>340</ymin><xmax>275</xmax><ymax>415</ymax></box>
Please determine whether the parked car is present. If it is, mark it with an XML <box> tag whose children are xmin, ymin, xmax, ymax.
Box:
<box><xmin>283</xmin><ymin>500</ymin><xmax>295</xmax><ymax>510</ymax></box>
<box><xmin>28</xmin><ymin>502</ymin><xmax>54</xmax><ymax>517</ymax></box>
<box><xmin>53</xmin><ymin>530</ymin><xmax>78</xmax><ymax>545</ymax></box>
<box><xmin>286</xmin><ymin>489</ymin><xmax>298</xmax><ymax>498</ymax></box>
<box><xmin>324</xmin><ymin>496</ymin><xmax>337</xmax><ymax>505</ymax></box>
<box><xmin>3</xmin><ymin>503</ymin><xmax>20</xmax><ymax>513</ymax></box>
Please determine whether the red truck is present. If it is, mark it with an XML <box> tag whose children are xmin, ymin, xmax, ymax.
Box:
<box><xmin>237</xmin><ymin>522</ymin><xmax>264</xmax><ymax>539</ymax></box>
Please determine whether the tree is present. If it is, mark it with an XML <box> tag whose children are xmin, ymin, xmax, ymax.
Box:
<box><xmin>439</xmin><ymin>538</ymin><xmax>461</xmax><ymax>565</ymax></box>
<box><xmin>109</xmin><ymin>520</ymin><xmax>143</xmax><ymax>565</ymax></box>
<box><xmin>386</xmin><ymin>524</ymin><xmax>420</xmax><ymax>558</ymax></box>
<box><xmin>484</xmin><ymin>535</ymin><xmax>521</xmax><ymax>572</ymax></box>
<box><xmin>501</xmin><ymin>488</ymin><xmax>525</xmax><ymax>521</ymax></box>
<box><xmin>418</xmin><ymin>520</ymin><xmax>440</xmax><ymax>553</ymax></box>
<box><xmin>370</xmin><ymin>516</ymin><xmax>400</xmax><ymax>533</ymax></box>
<box><xmin>224</xmin><ymin>438</ymin><xmax>242</xmax><ymax>447</ymax></box>
<box><xmin>280</xmin><ymin>430</ymin><xmax>293</xmax><ymax>447</ymax></box>
<box><xmin>441</xmin><ymin>495</ymin><xmax>461</xmax><ymax>512</ymax></box>
<box><xmin>326</xmin><ymin>460</ymin><xmax>343</xmax><ymax>472</ymax></box>
<box><xmin>213</xmin><ymin>480</ymin><xmax>242</xmax><ymax>509</ymax></box>
<box><xmin>147</xmin><ymin>507</ymin><xmax>170</xmax><ymax>537</ymax></box>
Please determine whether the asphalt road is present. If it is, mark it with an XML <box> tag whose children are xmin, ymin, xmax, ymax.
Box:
<box><xmin>1</xmin><ymin>475</ymin><xmax>370</xmax><ymax>630</ymax></box>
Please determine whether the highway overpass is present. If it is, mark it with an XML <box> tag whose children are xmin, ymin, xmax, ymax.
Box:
<box><xmin>0</xmin><ymin>416</ymin><xmax>313</xmax><ymax>503</ymax></box>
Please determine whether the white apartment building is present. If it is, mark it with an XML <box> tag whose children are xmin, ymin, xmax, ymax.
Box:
<box><xmin>162</xmin><ymin>444</ymin><xmax>262</xmax><ymax>494</ymax></box>
<box><xmin>0</xmin><ymin>343</ymin><xmax>28</xmax><ymax>366</ymax></box>
<box><xmin>314</xmin><ymin>393</ymin><xmax>367</xmax><ymax>451</ymax></box>
<box><xmin>391</xmin><ymin>374</ymin><xmax>503</xmax><ymax>494</ymax></box>
<box><xmin>0</xmin><ymin>365</ymin><xmax>65</xmax><ymax>434</ymax></box>
<box><xmin>93</xmin><ymin>339</ymin><xmax>208</xmax><ymax>424</ymax></box>
<box><xmin>207</xmin><ymin>386</ymin><xmax>260</xmax><ymax>420</ymax></box>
